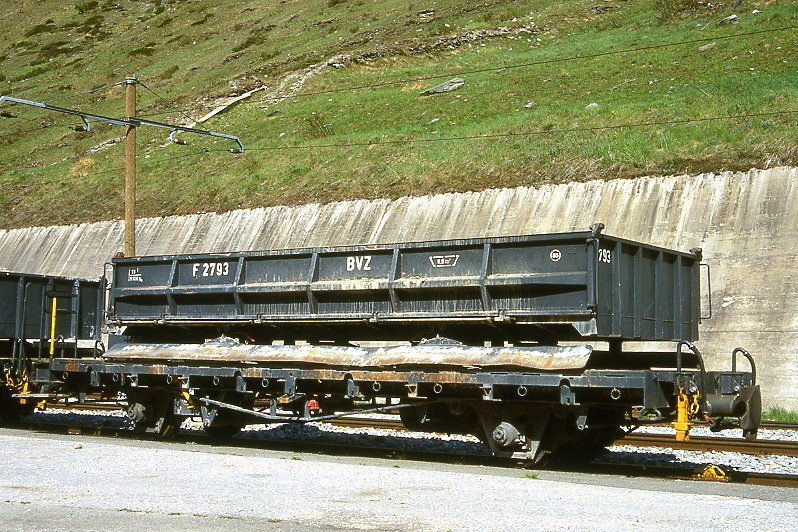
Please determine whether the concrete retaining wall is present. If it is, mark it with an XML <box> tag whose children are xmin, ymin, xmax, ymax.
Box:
<box><xmin>1</xmin><ymin>166</ymin><xmax>796</xmax><ymax>408</ymax></box>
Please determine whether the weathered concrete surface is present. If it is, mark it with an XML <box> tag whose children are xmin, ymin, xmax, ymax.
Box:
<box><xmin>0</xmin><ymin>166</ymin><xmax>796</xmax><ymax>408</ymax></box>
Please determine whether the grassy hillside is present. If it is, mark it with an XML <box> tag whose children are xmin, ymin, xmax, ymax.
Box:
<box><xmin>0</xmin><ymin>0</ymin><xmax>796</xmax><ymax>228</ymax></box>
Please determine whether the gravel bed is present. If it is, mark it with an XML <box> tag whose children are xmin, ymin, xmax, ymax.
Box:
<box><xmin>190</xmin><ymin>415</ymin><xmax>490</xmax><ymax>456</ymax></box>
<box><xmin>634</xmin><ymin>424</ymin><xmax>798</xmax><ymax>442</ymax></box>
<box><xmin>26</xmin><ymin>409</ymin><xmax>489</xmax><ymax>456</ymax></box>
<box><xmin>27</xmin><ymin>409</ymin><xmax>127</xmax><ymax>428</ymax></box>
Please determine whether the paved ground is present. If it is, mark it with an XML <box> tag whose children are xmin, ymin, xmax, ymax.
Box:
<box><xmin>0</xmin><ymin>427</ymin><xmax>795</xmax><ymax>531</ymax></box>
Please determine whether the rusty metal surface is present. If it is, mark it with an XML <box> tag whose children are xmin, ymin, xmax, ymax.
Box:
<box><xmin>103</xmin><ymin>342</ymin><xmax>592</xmax><ymax>371</ymax></box>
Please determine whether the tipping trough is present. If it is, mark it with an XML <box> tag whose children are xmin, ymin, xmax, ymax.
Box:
<box><xmin>109</xmin><ymin>223</ymin><xmax>701</xmax><ymax>345</ymax></box>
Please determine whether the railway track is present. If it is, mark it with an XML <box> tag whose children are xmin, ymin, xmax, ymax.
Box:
<box><xmin>756</xmin><ymin>421</ymin><xmax>798</xmax><ymax>431</ymax></box>
<box><xmin>333</xmin><ymin>418</ymin><xmax>798</xmax><ymax>458</ymax></box>
<box><xmin>292</xmin><ymin>413</ymin><xmax>798</xmax><ymax>452</ymax></box>
<box><xmin>38</xmin><ymin>402</ymin><xmax>798</xmax><ymax>459</ymax></box>
<box><xmin>619</xmin><ymin>432</ymin><xmax>798</xmax><ymax>457</ymax></box>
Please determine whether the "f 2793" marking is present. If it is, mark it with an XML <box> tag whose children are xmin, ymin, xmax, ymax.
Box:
<box><xmin>192</xmin><ymin>262</ymin><xmax>230</xmax><ymax>277</ymax></box>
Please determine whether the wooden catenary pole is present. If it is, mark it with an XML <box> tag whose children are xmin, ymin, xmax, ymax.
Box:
<box><xmin>124</xmin><ymin>74</ymin><xmax>137</xmax><ymax>257</ymax></box>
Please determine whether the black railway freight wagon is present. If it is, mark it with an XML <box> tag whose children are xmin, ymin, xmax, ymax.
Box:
<box><xmin>0</xmin><ymin>271</ymin><xmax>103</xmax><ymax>418</ymax></box>
<box><xmin>22</xmin><ymin>225</ymin><xmax>761</xmax><ymax>462</ymax></box>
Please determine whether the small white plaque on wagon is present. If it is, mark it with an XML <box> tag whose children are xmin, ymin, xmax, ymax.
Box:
<box><xmin>429</xmin><ymin>254</ymin><xmax>460</xmax><ymax>268</ymax></box>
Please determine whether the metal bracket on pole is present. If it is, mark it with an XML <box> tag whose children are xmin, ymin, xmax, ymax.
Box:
<box><xmin>0</xmin><ymin>96</ymin><xmax>129</xmax><ymax>127</ymax></box>
<box><xmin>0</xmin><ymin>95</ymin><xmax>244</xmax><ymax>152</ymax></box>
<box><xmin>168</xmin><ymin>129</ymin><xmax>187</xmax><ymax>145</ymax></box>
<box><xmin>69</xmin><ymin>116</ymin><xmax>92</xmax><ymax>132</ymax></box>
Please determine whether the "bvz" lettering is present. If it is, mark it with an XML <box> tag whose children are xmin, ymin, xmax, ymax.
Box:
<box><xmin>346</xmin><ymin>255</ymin><xmax>372</xmax><ymax>271</ymax></box>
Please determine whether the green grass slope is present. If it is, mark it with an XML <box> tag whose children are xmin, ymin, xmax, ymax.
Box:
<box><xmin>0</xmin><ymin>0</ymin><xmax>796</xmax><ymax>228</ymax></box>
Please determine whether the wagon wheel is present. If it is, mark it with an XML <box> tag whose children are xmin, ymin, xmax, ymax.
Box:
<box><xmin>126</xmin><ymin>394</ymin><xmax>183</xmax><ymax>439</ymax></box>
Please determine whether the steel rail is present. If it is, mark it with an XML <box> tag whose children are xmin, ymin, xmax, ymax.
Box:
<box><xmin>327</xmin><ymin>419</ymin><xmax>798</xmax><ymax>459</ymax></box>
<box><xmin>327</xmin><ymin>418</ymin><xmax>798</xmax><ymax>458</ymax></box>
<box><xmin>618</xmin><ymin>432</ymin><xmax>798</xmax><ymax>458</ymax></box>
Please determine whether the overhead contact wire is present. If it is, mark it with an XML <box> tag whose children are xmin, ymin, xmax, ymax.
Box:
<box><xmin>138</xmin><ymin>81</ymin><xmax>198</xmax><ymax>124</ymax></box>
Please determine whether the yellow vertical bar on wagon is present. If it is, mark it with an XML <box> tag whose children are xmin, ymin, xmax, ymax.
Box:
<box><xmin>49</xmin><ymin>297</ymin><xmax>57</xmax><ymax>356</ymax></box>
